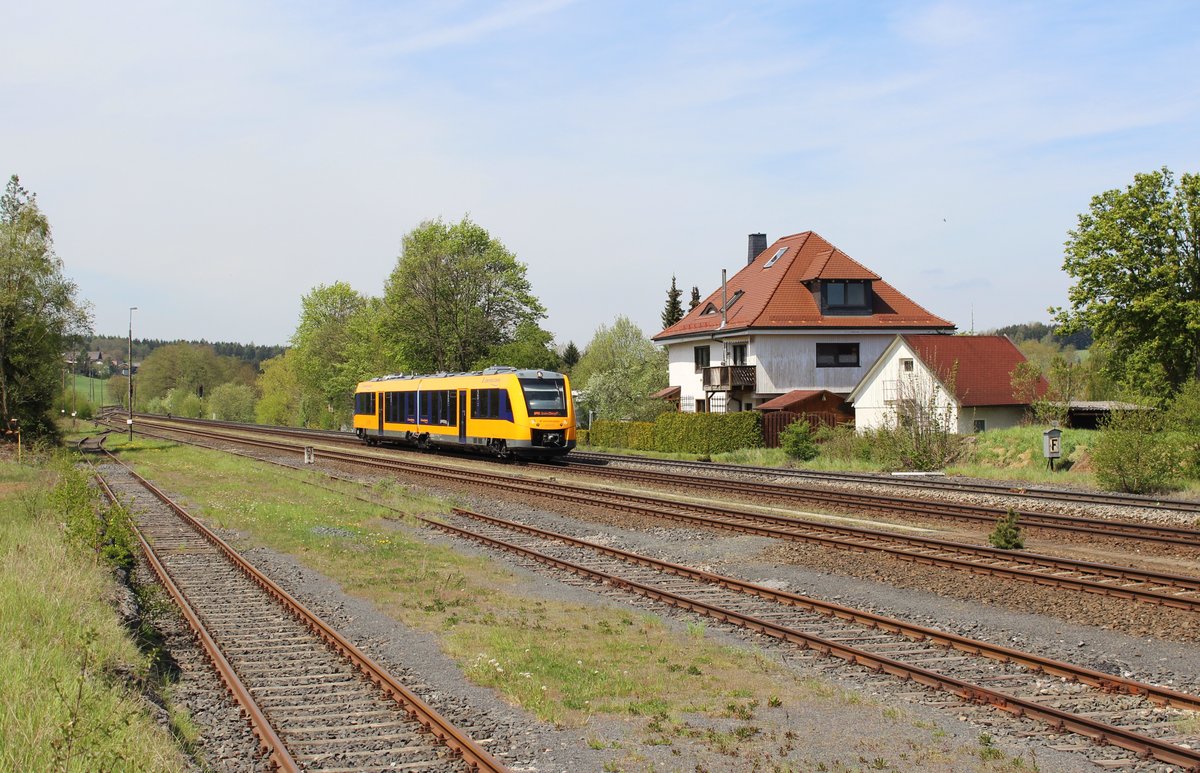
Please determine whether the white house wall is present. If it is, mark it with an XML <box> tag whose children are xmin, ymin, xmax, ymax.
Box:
<box><xmin>667</xmin><ymin>343</ymin><xmax>706</xmax><ymax>407</ymax></box>
<box><xmin>956</xmin><ymin>405</ymin><xmax>1027</xmax><ymax>434</ymax></box>
<box><xmin>852</xmin><ymin>340</ymin><xmax>959</xmax><ymax>433</ymax></box>
<box><xmin>753</xmin><ymin>333</ymin><xmax>896</xmax><ymax>395</ymax></box>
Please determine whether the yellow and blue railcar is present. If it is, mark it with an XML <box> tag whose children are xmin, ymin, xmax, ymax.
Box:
<box><xmin>352</xmin><ymin>366</ymin><xmax>576</xmax><ymax>458</ymax></box>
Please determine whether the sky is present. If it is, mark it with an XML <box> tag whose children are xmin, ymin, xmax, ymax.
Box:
<box><xmin>2</xmin><ymin>1</ymin><xmax>1198</xmax><ymax>351</ymax></box>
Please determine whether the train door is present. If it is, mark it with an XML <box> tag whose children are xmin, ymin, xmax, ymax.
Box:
<box><xmin>458</xmin><ymin>390</ymin><xmax>467</xmax><ymax>444</ymax></box>
<box><xmin>377</xmin><ymin>392</ymin><xmax>384</xmax><ymax>438</ymax></box>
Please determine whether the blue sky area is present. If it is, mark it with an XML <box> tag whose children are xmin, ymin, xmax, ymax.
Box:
<box><xmin>2</xmin><ymin>1</ymin><xmax>1197</xmax><ymax>349</ymax></box>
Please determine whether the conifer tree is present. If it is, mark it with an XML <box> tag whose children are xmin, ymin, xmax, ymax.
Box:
<box><xmin>661</xmin><ymin>275</ymin><xmax>684</xmax><ymax>329</ymax></box>
<box><xmin>689</xmin><ymin>285</ymin><xmax>701</xmax><ymax>311</ymax></box>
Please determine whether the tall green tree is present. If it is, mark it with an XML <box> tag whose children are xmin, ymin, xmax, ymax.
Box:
<box><xmin>1054</xmin><ymin>167</ymin><xmax>1200</xmax><ymax>397</ymax></box>
<box><xmin>291</xmin><ymin>282</ymin><xmax>368</xmax><ymax>427</ymax></box>
<box><xmin>472</xmin><ymin>321</ymin><xmax>561</xmax><ymax>372</ymax></box>
<box><xmin>255</xmin><ymin>350</ymin><xmax>304</xmax><ymax>426</ymax></box>
<box><xmin>573</xmin><ymin>316</ymin><xmax>668</xmax><ymax>421</ymax></box>
<box><xmin>661</xmin><ymin>274</ymin><xmax>684</xmax><ymax>329</ymax></box>
<box><xmin>136</xmin><ymin>343</ymin><xmax>253</xmax><ymax>407</ymax></box>
<box><xmin>562</xmin><ymin>341</ymin><xmax>580</xmax><ymax>371</ymax></box>
<box><xmin>689</xmin><ymin>285</ymin><xmax>701</xmax><ymax>311</ymax></box>
<box><xmin>0</xmin><ymin>175</ymin><xmax>90</xmax><ymax>436</ymax></box>
<box><xmin>383</xmin><ymin>216</ymin><xmax>544</xmax><ymax>373</ymax></box>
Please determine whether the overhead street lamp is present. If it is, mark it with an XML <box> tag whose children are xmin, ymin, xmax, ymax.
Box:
<box><xmin>128</xmin><ymin>306</ymin><xmax>137</xmax><ymax>441</ymax></box>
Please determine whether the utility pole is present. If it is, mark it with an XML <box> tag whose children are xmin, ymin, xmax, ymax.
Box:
<box><xmin>128</xmin><ymin>307</ymin><xmax>137</xmax><ymax>441</ymax></box>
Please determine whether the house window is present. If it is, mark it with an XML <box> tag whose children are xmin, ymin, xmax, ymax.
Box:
<box><xmin>695</xmin><ymin>397</ymin><xmax>708</xmax><ymax>413</ymax></box>
<box><xmin>731</xmin><ymin>343</ymin><xmax>747</xmax><ymax>365</ymax></box>
<box><xmin>822</xmin><ymin>280</ymin><xmax>872</xmax><ymax>311</ymax></box>
<box><xmin>764</xmin><ymin>247</ymin><xmax>787</xmax><ymax>268</ymax></box>
<box><xmin>694</xmin><ymin>345</ymin><xmax>710</xmax><ymax>372</ymax></box>
<box><xmin>900</xmin><ymin>358</ymin><xmax>914</xmax><ymax>373</ymax></box>
<box><xmin>973</xmin><ymin>419</ymin><xmax>986</xmax><ymax>433</ymax></box>
<box><xmin>816</xmin><ymin>343</ymin><xmax>860</xmax><ymax>368</ymax></box>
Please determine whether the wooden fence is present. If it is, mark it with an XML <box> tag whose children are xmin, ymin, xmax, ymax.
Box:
<box><xmin>761</xmin><ymin>410</ymin><xmax>846</xmax><ymax>448</ymax></box>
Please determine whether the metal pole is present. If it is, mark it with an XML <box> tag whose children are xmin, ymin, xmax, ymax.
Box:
<box><xmin>128</xmin><ymin>306</ymin><xmax>137</xmax><ymax>441</ymax></box>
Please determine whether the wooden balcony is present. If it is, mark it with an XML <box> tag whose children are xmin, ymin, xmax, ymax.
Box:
<box><xmin>702</xmin><ymin>365</ymin><xmax>756</xmax><ymax>392</ymax></box>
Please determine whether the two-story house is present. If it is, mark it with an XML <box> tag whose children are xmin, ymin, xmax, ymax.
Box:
<box><xmin>652</xmin><ymin>231</ymin><xmax>954</xmax><ymax>412</ymax></box>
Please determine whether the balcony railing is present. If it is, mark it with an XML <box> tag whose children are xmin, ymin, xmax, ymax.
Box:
<box><xmin>702</xmin><ymin>365</ymin><xmax>756</xmax><ymax>392</ymax></box>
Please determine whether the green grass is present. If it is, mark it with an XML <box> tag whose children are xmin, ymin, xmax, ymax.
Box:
<box><xmin>0</xmin><ymin>456</ymin><xmax>184</xmax><ymax>771</ymax></box>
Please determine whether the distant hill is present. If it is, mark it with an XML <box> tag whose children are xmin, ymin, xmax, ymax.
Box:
<box><xmin>984</xmin><ymin>322</ymin><xmax>1092</xmax><ymax>350</ymax></box>
<box><xmin>82</xmin><ymin>337</ymin><xmax>286</xmax><ymax>369</ymax></box>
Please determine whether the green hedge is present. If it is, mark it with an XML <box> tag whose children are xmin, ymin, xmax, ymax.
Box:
<box><xmin>581</xmin><ymin>412</ymin><xmax>764</xmax><ymax>455</ymax></box>
<box><xmin>653</xmin><ymin>411</ymin><xmax>763</xmax><ymax>455</ymax></box>
<box><xmin>586</xmin><ymin>420</ymin><xmax>657</xmax><ymax>451</ymax></box>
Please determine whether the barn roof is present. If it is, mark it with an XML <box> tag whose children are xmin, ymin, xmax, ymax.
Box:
<box><xmin>903</xmin><ymin>335</ymin><xmax>1046</xmax><ymax>407</ymax></box>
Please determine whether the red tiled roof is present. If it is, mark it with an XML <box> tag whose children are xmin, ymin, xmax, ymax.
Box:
<box><xmin>755</xmin><ymin>389</ymin><xmax>837</xmax><ymax>411</ymax></box>
<box><xmin>902</xmin><ymin>335</ymin><xmax>1047</xmax><ymax>406</ymax></box>
<box><xmin>653</xmin><ymin>232</ymin><xmax>952</xmax><ymax>341</ymax></box>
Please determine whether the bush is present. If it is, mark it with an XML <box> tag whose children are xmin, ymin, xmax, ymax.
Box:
<box><xmin>779</xmin><ymin>420</ymin><xmax>818</xmax><ymax>461</ymax></box>
<box><xmin>588</xmin><ymin>420</ymin><xmax>656</xmax><ymax>450</ymax></box>
<box><xmin>987</xmin><ymin>509</ymin><xmax>1024</xmax><ymax>550</ymax></box>
<box><xmin>653</xmin><ymin>411</ymin><xmax>763</xmax><ymax>455</ymax></box>
<box><xmin>813</xmin><ymin>424</ymin><xmax>873</xmax><ymax>462</ymax></box>
<box><xmin>1091</xmin><ymin>409</ymin><xmax>1180</xmax><ymax>493</ymax></box>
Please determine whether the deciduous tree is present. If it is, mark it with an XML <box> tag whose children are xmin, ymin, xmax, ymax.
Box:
<box><xmin>291</xmin><ymin>282</ymin><xmax>368</xmax><ymax>427</ymax></box>
<box><xmin>472</xmin><ymin>321</ymin><xmax>561</xmax><ymax>371</ymax></box>
<box><xmin>0</xmin><ymin>175</ymin><xmax>90</xmax><ymax>436</ymax></box>
<box><xmin>383</xmin><ymin>216</ymin><xmax>544</xmax><ymax>373</ymax></box>
<box><xmin>573</xmin><ymin>316</ymin><xmax>668</xmax><ymax>421</ymax></box>
<box><xmin>1054</xmin><ymin>167</ymin><xmax>1200</xmax><ymax>396</ymax></box>
<box><xmin>255</xmin><ymin>351</ymin><xmax>303</xmax><ymax>426</ymax></box>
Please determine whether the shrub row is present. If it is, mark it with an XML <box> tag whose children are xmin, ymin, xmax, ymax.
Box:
<box><xmin>583</xmin><ymin>412</ymin><xmax>764</xmax><ymax>455</ymax></box>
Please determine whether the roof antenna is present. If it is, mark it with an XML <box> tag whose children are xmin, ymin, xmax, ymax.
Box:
<box><xmin>720</xmin><ymin>269</ymin><xmax>728</xmax><ymax>330</ymax></box>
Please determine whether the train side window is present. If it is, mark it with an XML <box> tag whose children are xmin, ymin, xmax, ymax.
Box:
<box><xmin>447</xmin><ymin>390</ymin><xmax>457</xmax><ymax>427</ymax></box>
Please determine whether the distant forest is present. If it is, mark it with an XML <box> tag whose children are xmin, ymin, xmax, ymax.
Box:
<box><xmin>83</xmin><ymin>336</ymin><xmax>286</xmax><ymax>368</ymax></box>
<box><xmin>984</xmin><ymin>322</ymin><xmax>1092</xmax><ymax>350</ymax></box>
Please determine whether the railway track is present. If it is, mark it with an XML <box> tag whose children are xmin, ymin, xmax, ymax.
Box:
<box><xmin>125</xmin><ymin>413</ymin><xmax>1200</xmax><ymax>547</ymax></box>
<box><xmin>549</xmin><ymin>458</ymin><xmax>1200</xmax><ymax>548</ymax></box>
<box><xmin>95</xmin><ymin>424</ymin><xmax>1200</xmax><ymax>769</ymax></box>
<box><xmin>122</xmin><ymin>419</ymin><xmax>1200</xmax><ymax>614</ymax></box>
<box><xmin>571</xmin><ymin>450</ymin><xmax>1200</xmax><ymax>516</ymax></box>
<box><xmin>90</xmin><ymin>449</ymin><xmax>507</xmax><ymax>773</ymax></box>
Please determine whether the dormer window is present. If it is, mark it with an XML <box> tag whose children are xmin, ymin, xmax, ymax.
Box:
<box><xmin>763</xmin><ymin>247</ymin><xmax>787</xmax><ymax>268</ymax></box>
<box><xmin>701</xmin><ymin>290</ymin><xmax>743</xmax><ymax>315</ymax></box>
<box><xmin>821</xmin><ymin>280</ymin><xmax>872</xmax><ymax>313</ymax></box>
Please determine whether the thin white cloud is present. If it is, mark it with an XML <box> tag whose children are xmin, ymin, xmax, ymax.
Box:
<box><xmin>381</xmin><ymin>0</ymin><xmax>578</xmax><ymax>55</ymax></box>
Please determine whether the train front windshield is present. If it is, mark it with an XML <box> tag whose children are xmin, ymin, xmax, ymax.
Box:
<box><xmin>520</xmin><ymin>377</ymin><xmax>568</xmax><ymax>417</ymax></box>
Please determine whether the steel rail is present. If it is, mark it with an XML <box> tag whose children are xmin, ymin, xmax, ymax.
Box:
<box><xmin>126</xmin><ymin>421</ymin><xmax>1200</xmax><ymax>612</ymax></box>
<box><xmin>102</xmin><ymin>421</ymin><xmax>1200</xmax><ymax>769</ymax></box>
<box><xmin>117</xmin><ymin>412</ymin><xmax>1200</xmax><ymax>514</ymax></box>
<box><xmin>131</xmin><ymin>413</ymin><xmax>1200</xmax><ymax>547</ymax></box>
<box><xmin>424</xmin><ymin>509</ymin><xmax>1200</xmax><ymax>771</ymax></box>
<box><xmin>553</xmin><ymin>458</ymin><xmax>1200</xmax><ymax>547</ymax></box>
<box><xmin>571</xmin><ymin>450</ymin><xmax>1200</xmax><ymax>515</ymax></box>
<box><xmin>95</xmin><ymin>449</ymin><xmax>508</xmax><ymax>773</ymax></box>
<box><xmin>447</xmin><ymin>507</ymin><xmax>1200</xmax><ymax>711</ymax></box>
<box><xmin>91</xmin><ymin>469</ymin><xmax>299</xmax><ymax>772</ymax></box>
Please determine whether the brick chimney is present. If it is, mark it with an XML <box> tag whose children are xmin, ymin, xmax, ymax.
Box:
<box><xmin>747</xmin><ymin>233</ymin><xmax>767</xmax><ymax>265</ymax></box>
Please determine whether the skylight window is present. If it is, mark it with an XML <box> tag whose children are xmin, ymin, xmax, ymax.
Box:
<box><xmin>763</xmin><ymin>247</ymin><xmax>787</xmax><ymax>268</ymax></box>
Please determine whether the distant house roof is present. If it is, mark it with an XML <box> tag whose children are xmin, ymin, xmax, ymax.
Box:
<box><xmin>902</xmin><ymin>335</ymin><xmax>1046</xmax><ymax>407</ymax></box>
<box><xmin>651</xmin><ymin>386</ymin><xmax>681</xmax><ymax>400</ymax></box>
<box><xmin>653</xmin><ymin>231</ymin><xmax>954</xmax><ymax>342</ymax></box>
<box><xmin>755</xmin><ymin>389</ymin><xmax>843</xmax><ymax>412</ymax></box>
